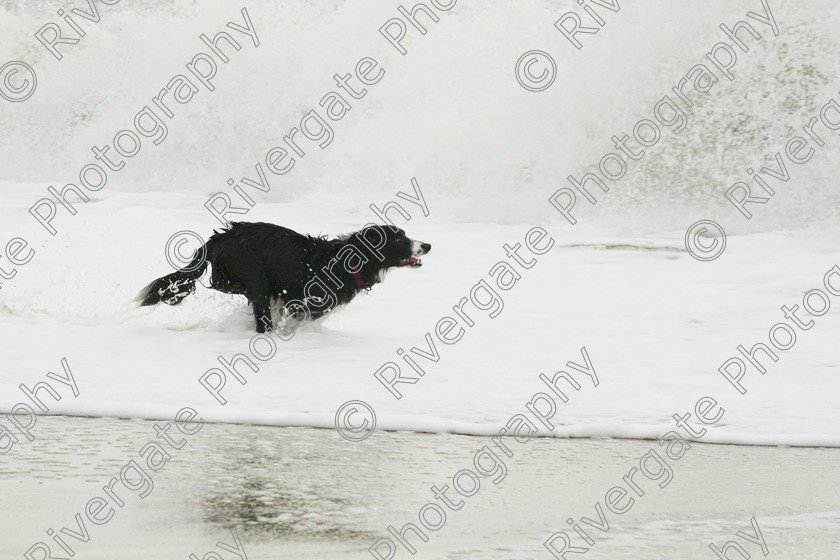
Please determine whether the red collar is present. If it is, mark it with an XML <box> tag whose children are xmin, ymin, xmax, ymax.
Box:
<box><xmin>352</xmin><ymin>270</ymin><xmax>366</xmax><ymax>289</ymax></box>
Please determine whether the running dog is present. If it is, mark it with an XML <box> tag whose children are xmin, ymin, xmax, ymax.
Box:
<box><xmin>136</xmin><ymin>222</ymin><xmax>431</xmax><ymax>332</ymax></box>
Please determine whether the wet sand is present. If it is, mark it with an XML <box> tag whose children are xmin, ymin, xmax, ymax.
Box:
<box><xmin>2</xmin><ymin>416</ymin><xmax>838</xmax><ymax>559</ymax></box>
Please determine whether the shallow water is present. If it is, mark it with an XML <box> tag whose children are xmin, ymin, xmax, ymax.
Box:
<box><xmin>3</xmin><ymin>416</ymin><xmax>839</xmax><ymax>559</ymax></box>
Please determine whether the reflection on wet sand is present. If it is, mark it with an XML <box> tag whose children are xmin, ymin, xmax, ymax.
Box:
<box><xmin>2</xmin><ymin>416</ymin><xmax>839</xmax><ymax>560</ymax></box>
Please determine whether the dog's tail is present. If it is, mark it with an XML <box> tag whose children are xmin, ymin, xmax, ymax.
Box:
<box><xmin>134</xmin><ymin>251</ymin><xmax>209</xmax><ymax>307</ymax></box>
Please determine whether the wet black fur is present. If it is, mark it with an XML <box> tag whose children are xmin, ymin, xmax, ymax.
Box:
<box><xmin>136</xmin><ymin>222</ymin><xmax>430</xmax><ymax>332</ymax></box>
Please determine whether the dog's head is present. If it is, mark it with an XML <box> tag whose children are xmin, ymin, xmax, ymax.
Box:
<box><xmin>354</xmin><ymin>225</ymin><xmax>431</xmax><ymax>273</ymax></box>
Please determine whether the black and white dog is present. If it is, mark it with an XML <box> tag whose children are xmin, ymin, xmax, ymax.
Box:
<box><xmin>136</xmin><ymin>222</ymin><xmax>431</xmax><ymax>332</ymax></box>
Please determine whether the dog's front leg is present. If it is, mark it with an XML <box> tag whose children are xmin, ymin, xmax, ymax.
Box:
<box><xmin>252</xmin><ymin>295</ymin><xmax>273</xmax><ymax>333</ymax></box>
<box><xmin>257</xmin><ymin>314</ymin><xmax>274</xmax><ymax>333</ymax></box>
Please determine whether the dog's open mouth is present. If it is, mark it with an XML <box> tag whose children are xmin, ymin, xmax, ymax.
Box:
<box><xmin>400</xmin><ymin>258</ymin><xmax>423</xmax><ymax>268</ymax></box>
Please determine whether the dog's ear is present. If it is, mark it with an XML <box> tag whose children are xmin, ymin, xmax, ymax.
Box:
<box><xmin>354</xmin><ymin>225</ymin><xmax>389</xmax><ymax>260</ymax></box>
<box><xmin>361</xmin><ymin>224</ymin><xmax>401</xmax><ymax>237</ymax></box>
<box><xmin>348</xmin><ymin>230</ymin><xmax>368</xmax><ymax>251</ymax></box>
